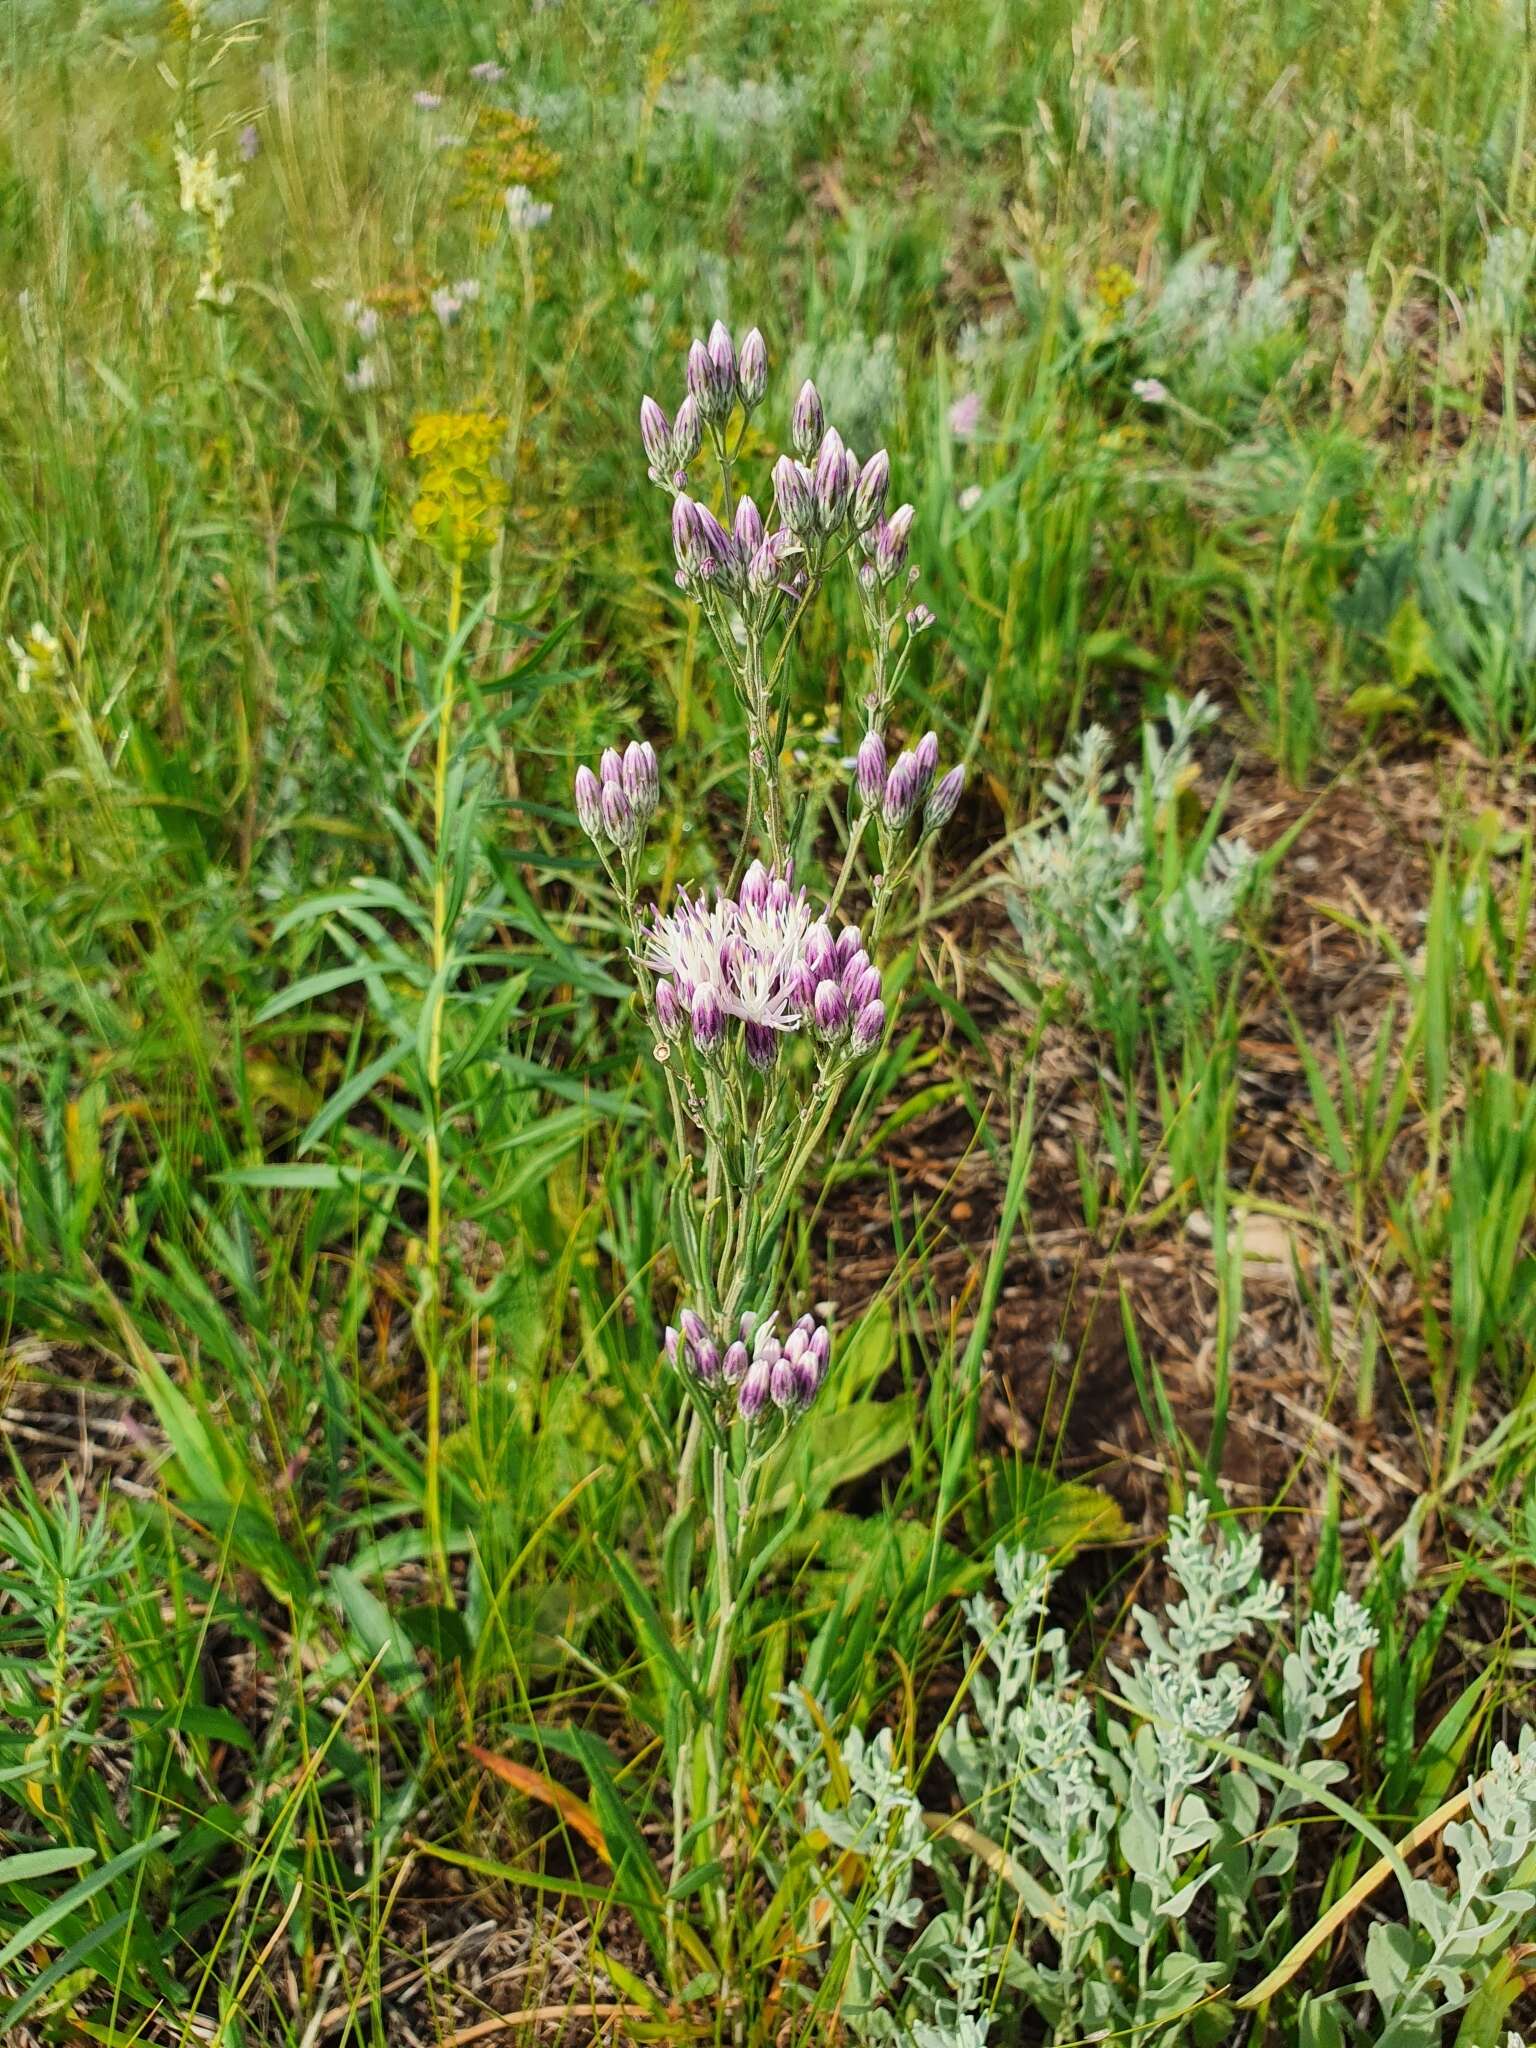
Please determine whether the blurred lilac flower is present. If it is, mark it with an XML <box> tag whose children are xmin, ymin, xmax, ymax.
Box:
<box><xmin>469</xmin><ymin>60</ymin><xmax>506</xmax><ymax>82</ymax></box>
<box><xmin>237</xmin><ymin>124</ymin><xmax>260</xmax><ymax>162</ymax></box>
<box><xmin>1133</xmin><ymin>377</ymin><xmax>1169</xmax><ymax>405</ymax></box>
<box><xmin>413</xmin><ymin>91</ymin><xmax>444</xmax><ymax>110</ymax></box>
<box><xmin>948</xmin><ymin>391</ymin><xmax>982</xmax><ymax>439</ymax></box>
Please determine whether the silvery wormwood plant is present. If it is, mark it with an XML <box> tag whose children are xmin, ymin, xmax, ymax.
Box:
<box><xmin>569</xmin><ymin>321</ymin><xmax>963</xmax><ymax>1990</ymax></box>
<box><xmin>1007</xmin><ymin>691</ymin><xmax>1258</xmax><ymax>1074</ymax></box>
<box><xmin>767</xmin><ymin>1500</ymin><xmax>1536</xmax><ymax>2047</ymax></box>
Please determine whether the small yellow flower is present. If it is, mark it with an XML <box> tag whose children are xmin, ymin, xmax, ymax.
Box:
<box><xmin>1093</xmin><ymin>263</ymin><xmax>1137</xmax><ymax>315</ymax></box>
<box><xmin>409</xmin><ymin>412</ymin><xmax>509</xmax><ymax>560</ymax></box>
<box><xmin>453</xmin><ymin>110</ymin><xmax>559</xmax><ymax>215</ymax></box>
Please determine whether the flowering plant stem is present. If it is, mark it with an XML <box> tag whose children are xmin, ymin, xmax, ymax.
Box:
<box><xmin>578</xmin><ymin>323</ymin><xmax>965</xmax><ymax>1998</ymax></box>
<box><xmin>422</xmin><ymin>558</ymin><xmax>464</xmax><ymax>1595</ymax></box>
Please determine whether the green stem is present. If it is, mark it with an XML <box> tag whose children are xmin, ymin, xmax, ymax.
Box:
<box><xmin>423</xmin><ymin>558</ymin><xmax>465</xmax><ymax>1594</ymax></box>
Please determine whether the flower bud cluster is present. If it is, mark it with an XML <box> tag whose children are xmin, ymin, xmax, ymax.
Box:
<box><xmin>573</xmin><ymin>739</ymin><xmax>659</xmax><ymax>854</ymax></box>
<box><xmin>771</xmin><ymin>387</ymin><xmax>894</xmax><ymax>563</ymax></box>
<box><xmin>669</xmin><ymin>491</ymin><xmax>801</xmax><ymax>609</ymax></box>
<box><xmin>665</xmin><ymin>1305</ymin><xmax>832</xmax><ymax>1425</ymax></box>
<box><xmin>852</xmin><ymin>729</ymin><xmax>965</xmax><ymax>840</ymax></box>
<box><xmin>640</xmin><ymin>320</ymin><xmax>768</xmax><ymax>493</ymax></box>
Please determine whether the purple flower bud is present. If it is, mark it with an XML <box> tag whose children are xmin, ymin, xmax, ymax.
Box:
<box><xmin>907</xmin><ymin>603</ymin><xmax>936</xmax><ymax>634</ymax></box>
<box><xmin>883</xmin><ymin>751</ymin><xmax>921</xmax><ymax>828</ymax></box>
<box><xmin>679</xmin><ymin>1308</ymin><xmax>707</xmax><ymax>1345</ymax></box>
<box><xmin>747</xmin><ymin>528</ymin><xmax>795</xmax><ymax>596</ymax></box>
<box><xmin>623</xmin><ymin>739</ymin><xmax>659</xmax><ymax>820</ymax></box>
<box><xmin>755</xmin><ymin>1333</ymin><xmax>782</xmax><ymax>1370</ymax></box>
<box><xmin>924</xmin><ymin>765</ymin><xmax>965</xmax><ymax>832</ymax></box>
<box><xmin>654</xmin><ymin>978</ymin><xmax>685</xmax><ymax>1039</ymax></box>
<box><xmin>768</xmin><ymin>1355</ymin><xmax>799</xmax><ymax>1410</ymax></box>
<box><xmin>813</xmin><ymin>427</ymin><xmax>849</xmax><ymax>529</ymax></box>
<box><xmin>734</xmin><ymin>495</ymin><xmax>765</xmax><ymax>556</ymax></box>
<box><xmin>783</xmin><ymin>1328</ymin><xmax>809</xmax><ymax>1364</ymax></box>
<box><xmin>739</xmin><ymin>860</ymin><xmax>770</xmax><ymax>914</ymax></box>
<box><xmin>813</xmin><ymin>978</ymin><xmax>849</xmax><ymax>1038</ymax></box>
<box><xmin>794</xmin><ymin>1312</ymin><xmax>815</xmax><ymax>1335</ymax></box>
<box><xmin>687</xmin><ymin>326</ymin><xmax>734</xmax><ymax>425</ymax></box>
<box><xmin>672</xmin><ymin>393</ymin><xmax>703</xmax><ymax>466</ymax></box>
<box><xmin>846</xmin><ymin>962</ymin><xmax>882</xmax><ymax>1012</ymax></box>
<box><xmin>855</xmin><ymin>731</ymin><xmax>886</xmax><ymax>808</ymax></box>
<box><xmin>851</xmin><ymin>999</ymin><xmax>886</xmax><ymax>1054</ymax></box>
<box><xmin>739</xmin><ymin>1310</ymin><xmax>760</xmax><ymax>1344</ymax></box>
<box><xmin>810</xmin><ymin>1325</ymin><xmax>830</xmax><ymax>1371</ymax></box>
<box><xmin>873</xmin><ymin>504</ymin><xmax>915</xmax><ymax>583</ymax></box>
<box><xmin>805</xmin><ymin>921</ymin><xmax>837</xmax><ymax>980</ymax></box>
<box><xmin>838</xmin><ymin>947</ymin><xmax>871</xmax><ymax>993</ymax></box>
<box><xmin>601</xmin><ymin>781</ymin><xmax>636</xmax><ymax>847</ymax></box>
<box><xmin>672</xmin><ymin>494</ymin><xmax>708</xmax><ymax>575</ymax></box>
<box><xmin>788</xmin><ymin>960</ymin><xmax>817</xmax><ymax>1009</ymax></box>
<box><xmin>737</xmin><ymin>326</ymin><xmax>768</xmax><ymax>409</ymax></box>
<box><xmin>691</xmin><ymin>984</ymin><xmax>724</xmax><ymax>1055</ymax></box>
<box><xmin>663</xmin><ymin>1325</ymin><xmax>680</xmax><ymax>1366</ymax></box>
<box><xmin>843</xmin><ymin>447</ymin><xmax>861</xmax><ymax>500</ymax></box>
<box><xmin>691</xmin><ymin>1338</ymin><xmax>721</xmax><ymax>1385</ymax></box>
<box><xmin>686</xmin><ymin>338</ymin><xmax>715</xmax><ymax>413</ymax></box>
<box><xmin>599</xmin><ymin>746</ymin><xmax>624</xmax><ymax>786</ymax></box>
<box><xmin>722</xmin><ymin>1340</ymin><xmax>749</xmax><ymax>1385</ymax></box>
<box><xmin>744</xmin><ymin>1022</ymin><xmax>778</xmax><ymax>1072</ymax></box>
<box><xmin>852</xmin><ymin>449</ymin><xmax>890</xmax><ymax>532</ymax></box>
<box><xmin>738</xmin><ymin>1359</ymin><xmax>770</xmax><ymax>1420</ymax></box>
<box><xmin>792</xmin><ymin>1351</ymin><xmax>820</xmax><ymax>1404</ymax></box>
<box><xmin>639</xmin><ymin>395</ymin><xmax>671</xmax><ymax>471</ymax></box>
<box><xmin>696</xmin><ymin>500</ymin><xmax>734</xmax><ymax>562</ymax></box>
<box><xmin>773</xmin><ymin>454</ymin><xmax>816</xmax><ymax>536</ymax></box>
<box><xmin>573</xmin><ymin>764</ymin><xmax>603</xmax><ymax>838</ymax></box>
<box><xmin>913</xmin><ymin>730</ymin><xmax>940</xmax><ymax>798</ymax></box>
<box><xmin>708</xmin><ymin>319</ymin><xmax>735</xmax><ymax>401</ymax></box>
<box><xmin>791</xmin><ymin>379</ymin><xmax>824</xmax><ymax>461</ymax></box>
<box><xmin>834</xmin><ymin>925</ymin><xmax>864</xmax><ymax>971</ymax></box>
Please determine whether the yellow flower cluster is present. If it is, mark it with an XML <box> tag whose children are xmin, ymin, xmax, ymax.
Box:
<box><xmin>453</xmin><ymin>110</ymin><xmax>559</xmax><ymax>215</ymax></box>
<box><xmin>1093</xmin><ymin>263</ymin><xmax>1137</xmax><ymax>315</ymax></box>
<box><xmin>364</xmin><ymin>281</ymin><xmax>431</xmax><ymax>321</ymax></box>
<box><xmin>408</xmin><ymin>412</ymin><xmax>509</xmax><ymax>560</ymax></box>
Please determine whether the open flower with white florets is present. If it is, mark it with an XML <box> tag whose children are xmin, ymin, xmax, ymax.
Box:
<box><xmin>643</xmin><ymin>860</ymin><xmax>886</xmax><ymax>1077</ymax></box>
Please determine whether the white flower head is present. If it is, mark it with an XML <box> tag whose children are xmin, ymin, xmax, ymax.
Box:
<box><xmin>504</xmin><ymin>184</ymin><xmax>553</xmax><ymax>232</ymax></box>
<box><xmin>345</xmin><ymin>352</ymin><xmax>385</xmax><ymax>393</ymax></box>
<box><xmin>175</xmin><ymin>143</ymin><xmax>239</xmax><ymax>229</ymax></box>
<box><xmin>9</xmin><ymin>621</ymin><xmax>60</xmax><ymax>694</ymax></box>
<box><xmin>1132</xmin><ymin>376</ymin><xmax>1169</xmax><ymax>405</ymax></box>
<box><xmin>643</xmin><ymin>864</ymin><xmax>832</xmax><ymax>1035</ymax></box>
<box><xmin>343</xmin><ymin>299</ymin><xmax>380</xmax><ymax>343</ymax></box>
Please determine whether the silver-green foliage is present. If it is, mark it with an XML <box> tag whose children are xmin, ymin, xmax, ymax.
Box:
<box><xmin>779</xmin><ymin>1502</ymin><xmax>1536</xmax><ymax>2045</ymax></box>
<box><xmin>1007</xmin><ymin>693</ymin><xmax>1257</xmax><ymax>1064</ymax></box>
